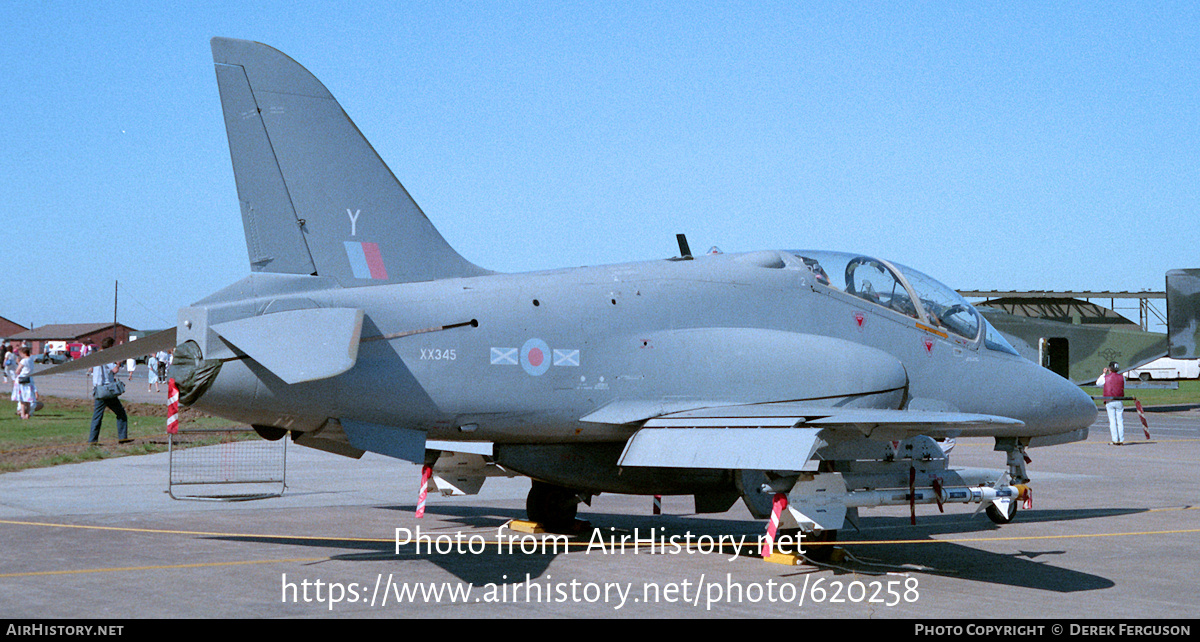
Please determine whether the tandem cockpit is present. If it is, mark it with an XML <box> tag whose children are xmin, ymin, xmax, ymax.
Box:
<box><xmin>791</xmin><ymin>250</ymin><xmax>1020</xmax><ymax>355</ymax></box>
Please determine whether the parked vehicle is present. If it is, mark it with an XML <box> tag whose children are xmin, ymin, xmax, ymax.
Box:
<box><xmin>1125</xmin><ymin>357</ymin><xmax>1200</xmax><ymax>381</ymax></box>
<box><xmin>33</xmin><ymin>351</ymin><xmax>71</xmax><ymax>365</ymax></box>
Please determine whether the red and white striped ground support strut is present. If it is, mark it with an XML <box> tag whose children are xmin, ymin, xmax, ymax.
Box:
<box><xmin>166</xmin><ymin>378</ymin><xmax>179</xmax><ymax>435</ymax></box>
<box><xmin>415</xmin><ymin>465</ymin><xmax>433</xmax><ymax>518</ymax></box>
<box><xmin>760</xmin><ymin>492</ymin><xmax>789</xmax><ymax>558</ymax></box>
<box><xmin>653</xmin><ymin>495</ymin><xmax>662</xmax><ymax>515</ymax></box>
<box><xmin>1134</xmin><ymin>400</ymin><xmax>1151</xmax><ymax>440</ymax></box>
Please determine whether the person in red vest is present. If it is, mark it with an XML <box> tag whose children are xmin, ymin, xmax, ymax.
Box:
<box><xmin>1097</xmin><ymin>362</ymin><xmax>1125</xmax><ymax>445</ymax></box>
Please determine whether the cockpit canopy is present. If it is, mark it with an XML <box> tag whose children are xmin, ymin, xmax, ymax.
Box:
<box><xmin>791</xmin><ymin>251</ymin><xmax>1019</xmax><ymax>355</ymax></box>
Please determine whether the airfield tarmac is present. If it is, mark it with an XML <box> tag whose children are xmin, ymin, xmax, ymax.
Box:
<box><xmin>1</xmin><ymin>381</ymin><xmax>1198</xmax><ymax>619</ymax></box>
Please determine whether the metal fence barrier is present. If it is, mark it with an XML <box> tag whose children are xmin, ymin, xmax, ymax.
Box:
<box><xmin>168</xmin><ymin>427</ymin><xmax>287</xmax><ymax>501</ymax></box>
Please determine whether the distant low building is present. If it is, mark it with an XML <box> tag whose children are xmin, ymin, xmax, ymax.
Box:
<box><xmin>4</xmin><ymin>323</ymin><xmax>137</xmax><ymax>355</ymax></box>
<box><xmin>0</xmin><ymin>316</ymin><xmax>29</xmax><ymax>340</ymax></box>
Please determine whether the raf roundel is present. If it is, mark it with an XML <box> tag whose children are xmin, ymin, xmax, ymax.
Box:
<box><xmin>521</xmin><ymin>338</ymin><xmax>552</xmax><ymax>376</ymax></box>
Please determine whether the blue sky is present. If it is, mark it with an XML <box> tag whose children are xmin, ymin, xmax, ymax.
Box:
<box><xmin>3</xmin><ymin>2</ymin><xmax>1195</xmax><ymax>332</ymax></box>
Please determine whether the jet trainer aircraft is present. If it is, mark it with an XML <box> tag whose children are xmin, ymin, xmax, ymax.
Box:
<box><xmin>52</xmin><ymin>38</ymin><xmax>1099</xmax><ymax>552</ymax></box>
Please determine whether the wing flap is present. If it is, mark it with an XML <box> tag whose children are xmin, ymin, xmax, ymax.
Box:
<box><xmin>641</xmin><ymin>403</ymin><xmax>1024</xmax><ymax>439</ymax></box>
<box><xmin>615</xmin><ymin>403</ymin><xmax>1027</xmax><ymax>471</ymax></box>
<box><xmin>618</xmin><ymin>427</ymin><xmax>825</xmax><ymax>470</ymax></box>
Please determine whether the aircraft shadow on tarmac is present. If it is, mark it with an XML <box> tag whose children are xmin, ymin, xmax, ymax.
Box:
<box><xmin>205</xmin><ymin>503</ymin><xmax>1131</xmax><ymax>591</ymax></box>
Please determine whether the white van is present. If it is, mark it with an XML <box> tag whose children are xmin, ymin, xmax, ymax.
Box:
<box><xmin>1125</xmin><ymin>357</ymin><xmax>1200</xmax><ymax>381</ymax></box>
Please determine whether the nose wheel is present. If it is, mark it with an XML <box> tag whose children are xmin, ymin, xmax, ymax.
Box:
<box><xmin>985</xmin><ymin>498</ymin><xmax>1018</xmax><ymax>524</ymax></box>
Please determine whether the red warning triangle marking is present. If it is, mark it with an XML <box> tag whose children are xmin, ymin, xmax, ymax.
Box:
<box><xmin>854</xmin><ymin>312</ymin><xmax>865</xmax><ymax>327</ymax></box>
<box><xmin>923</xmin><ymin>338</ymin><xmax>934</xmax><ymax>353</ymax></box>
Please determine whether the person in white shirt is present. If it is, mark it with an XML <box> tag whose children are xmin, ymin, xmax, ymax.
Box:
<box><xmin>11</xmin><ymin>347</ymin><xmax>37</xmax><ymax>419</ymax></box>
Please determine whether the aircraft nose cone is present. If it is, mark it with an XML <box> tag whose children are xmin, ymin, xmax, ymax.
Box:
<box><xmin>1059</xmin><ymin>376</ymin><xmax>1099</xmax><ymax>430</ymax></box>
<box><xmin>1035</xmin><ymin>366</ymin><xmax>1098</xmax><ymax>433</ymax></box>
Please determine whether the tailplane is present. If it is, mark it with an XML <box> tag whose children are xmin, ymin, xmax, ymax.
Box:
<box><xmin>211</xmin><ymin>37</ymin><xmax>489</xmax><ymax>285</ymax></box>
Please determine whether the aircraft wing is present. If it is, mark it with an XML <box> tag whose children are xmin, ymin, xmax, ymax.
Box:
<box><xmin>616</xmin><ymin>403</ymin><xmax>1024</xmax><ymax>470</ymax></box>
<box><xmin>36</xmin><ymin>328</ymin><xmax>178</xmax><ymax>377</ymax></box>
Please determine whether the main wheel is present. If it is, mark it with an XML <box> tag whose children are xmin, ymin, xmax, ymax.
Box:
<box><xmin>985</xmin><ymin>499</ymin><xmax>1018</xmax><ymax>524</ymax></box>
<box><xmin>526</xmin><ymin>481</ymin><xmax>579</xmax><ymax>531</ymax></box>
<box><xmin>803</xmin><ymin>529</ymin><xmax>838</xmax><ymax>562</ymax></box>
<box><xmin>775</xmin><ymin>528</ymin><xmax>838</xmax><ymax>562</ymax></box>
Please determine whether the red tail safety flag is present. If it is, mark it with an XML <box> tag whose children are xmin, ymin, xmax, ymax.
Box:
<box><xmin>415</xmin><ymin>465</ymin><xmax>432</xmax><ymax>518</ymax></box>
<box><xmin>166</xmin><ymin>378</ymin><xmax>179</xmax><ymax>435</ymax></box>
<box><xmin>1135</xmin><ymin>400</ymin><xmax>1151</xmax><ymax>440</ymax></box>
<box><xmin>761</xmin><ymin>493</ymin><xmax>789</xmax><ymax>558</ymax></box>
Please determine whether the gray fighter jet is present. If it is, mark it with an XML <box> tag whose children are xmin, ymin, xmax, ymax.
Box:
<box><xmin>52</xmin><ymin>38</ymin><xmax>1100</xmax><ymax>550</ymax></box>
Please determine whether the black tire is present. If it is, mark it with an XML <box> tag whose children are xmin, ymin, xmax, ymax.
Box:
<box><xmin>985</xmin><ymin>500</ymin><xmax>1018</xmax><ymax>524</ymax></box>
<box><xmin>1139</xmin><ymin>373</ymin><xmax>1151</xmax><ymax>382</ymax></box>
<box><xmin>776</xmin><ymin>528</ymin><xmax>837</xmax><ymax>562</ymax></box>
<box><xmin>526</xmin><ymin>481</ymin><xmax>579</xmax><ymax>529</ymax></box>
<box><xmin>805</xmin><ymin>529</ymin><xmax>838</xmax><ymax>562</ymax></box>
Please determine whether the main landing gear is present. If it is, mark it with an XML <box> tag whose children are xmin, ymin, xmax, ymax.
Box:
<box><xmin>525</xmin><ymin>480</ymin><xmax>588</xmax><ymax>533</ymax></box>
<box><xmin>776</xmin><ymin>527</ymin><xmax>839</xmax><ymax>562</ymax></box>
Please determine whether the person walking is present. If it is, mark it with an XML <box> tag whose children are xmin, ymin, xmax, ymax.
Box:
<box><xmin>89</xmin><ymin>338</ymin><xmax>131</xmax><ymax>444</ymax></box>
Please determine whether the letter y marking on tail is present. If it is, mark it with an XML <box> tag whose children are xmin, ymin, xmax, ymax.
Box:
<box><xmin>347</xmin><ymin>209</ymin><xmax>361</xmax><ymax>236</ymax></box>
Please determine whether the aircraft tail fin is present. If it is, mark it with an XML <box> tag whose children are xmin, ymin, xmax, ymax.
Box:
<box><xmin>1167</xmin><ymin>269</ymin><xmax>1200</xmax><ymax>358</ymax></box>
<box><xmin>210</xmin><ymin>37</ymin><xmax>489</xmax><ymax>285</ymax></box>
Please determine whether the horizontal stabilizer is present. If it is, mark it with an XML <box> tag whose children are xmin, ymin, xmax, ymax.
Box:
<box><xmin>36</xmin><ymin>328</ymin><xmax>178</xmax><ymax>377</ymax></box>
<box><xmin>211</xmin><ymin>308</ymin><xmax>363</xmax><ymax>384</ymax></box>
<box><xmin>618</xmin><ymin>427</ymin><xmax>825</xmax><ymax>471</ymax></box>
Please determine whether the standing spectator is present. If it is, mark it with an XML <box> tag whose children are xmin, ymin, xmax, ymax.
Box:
<box><xmin>1</xmin><ymin>341</ymin><xmax>10</xmax><ymax>383</ymax></box>
<box><xmin>81</xmin><ymin>341</ymin><xmax>97</xmax><ymax>379</ymax></box>
<box><xmin>1097</xmin><ymin>362</ymin><xmax>1126</xmax><ymax>445</ymax></box>
<box><xmin>155</xmin><ymin>349</ymin><xmax>169</xmax><ymax>388</ymax></box>
<box><xmin>11</xmin><ymin>347</ymin><xmax>37</xmax><ymax>420</ymax></box>
<box><xmin>146</xmin><ymin>352</ymin><xmax>159</xmax><ymax>392</ymax></box>
<box><xmin>126</xmin><ymin>356</ymin><xmax>137</xmax><ymax>381</ymax></box>
<box><xmin>90</xmin><ymin>337</ymin><xmax>130</xmax><ymax>444</ymax></box>
<box><xmin>2</xmin><ymin>343</ymin><xmax>16</xmax><ymax>384</ymax></box>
